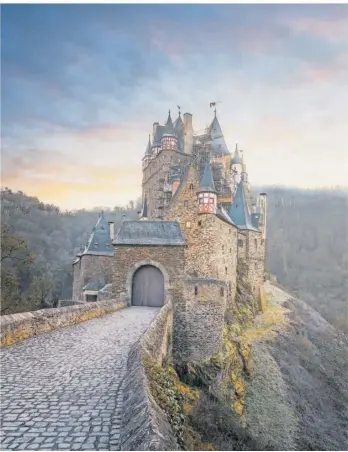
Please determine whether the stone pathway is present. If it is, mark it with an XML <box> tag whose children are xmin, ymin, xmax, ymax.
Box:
<box><xmin>0</xmin><ymin>307</ymin><xmax>159</xmax><ymax>451</ymax></box>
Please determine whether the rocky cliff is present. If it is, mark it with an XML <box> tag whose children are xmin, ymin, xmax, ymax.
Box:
<box><xmin>146</xmin><ymin>281</ymin><xmax>348</xmax><ymax>450</ymax></box>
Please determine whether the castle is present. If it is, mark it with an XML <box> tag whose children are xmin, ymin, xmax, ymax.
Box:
<box><xmin>72</xmin><ymin>108</ymin><xmax>267</xmax><ymax>363</ymax></box>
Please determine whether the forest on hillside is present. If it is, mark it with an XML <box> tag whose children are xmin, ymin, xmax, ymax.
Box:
<box><xmin>1</xmin><ymin>186</ymin><xmax>347</xmax><ymax>332</ymax></box>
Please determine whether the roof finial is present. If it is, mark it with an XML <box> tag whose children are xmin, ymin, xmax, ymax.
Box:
<box><xmin>177</xmin><ymin>105</ymin><xmax>181</xmax><ymax>116</ymax></box>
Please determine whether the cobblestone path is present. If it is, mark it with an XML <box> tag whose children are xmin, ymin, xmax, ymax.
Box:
<box><xmin>0</xmin><ymin>307</ymin><xmax>159</xmax><ymax>451</ymax></box>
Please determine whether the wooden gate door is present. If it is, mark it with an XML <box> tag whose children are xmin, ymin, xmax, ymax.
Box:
<box><xmin>131</xmin><ymin>265</ymin><xmax>165</xmax><ymax>307</ymax></box>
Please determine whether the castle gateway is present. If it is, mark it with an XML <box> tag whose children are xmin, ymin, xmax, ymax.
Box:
<box><xmin>72</xmin><ymin>108</ymin><xmax>267</xmax><ymax>364</ymax></box>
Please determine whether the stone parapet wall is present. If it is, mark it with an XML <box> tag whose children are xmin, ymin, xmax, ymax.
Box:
<box><xmin>0</xmin><ymin>300</ymin><xmax>126</xmax><ymax>347</ymax></box>
<box><xmin>120</xmin><ymin>301</ymin><xmax>178</xmax><ymax>451</ymax></box>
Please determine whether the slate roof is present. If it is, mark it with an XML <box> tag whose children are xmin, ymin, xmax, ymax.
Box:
<box><xmin>174</xmin><ymin>114</ymin><xmax>184</xmax><ymax>151</ymax></box>
<box><xmin>83</xmin><ymin>212</ymin><xmax>114</xmax><ymax>256</ymax></box>
<box><xmin>227</xmin><ymin>182</ymin><xmax>260</xmax><ymax>231</ymax></box>
<box><xmin>208</xmin><ymin>114</ymin><xmax>230</xmax><ymax>155</ymax></box>
<box><xmin>83</xmin><ymin>276</ymin><xmax>107</xmax><ymax>292</ymax></box>
<box><xmin>113</xmin><ymin>220</ymin><xmax>185</xmax><ymax>246</ymax></box>
<box><xmin>231</xmin><ymin>143</ymin><xmax>243</xmax><ymax>165</ymax></box>
<box><xmin>144</xmin><ymin>135</ymin><xmax>152</xmax><ymax>157</ymax></box>
<box><xmin>198</xmin><ymin>161</ymin><xmax>217</xmax><ymax>193</ymax></box>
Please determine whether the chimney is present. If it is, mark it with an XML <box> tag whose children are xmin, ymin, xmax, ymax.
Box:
<box><xmin>108</xmin><ymin>221</ymin><xmax>115</xmax><ymax>240</ymax></box>
<box><xmin>183</xmin><ymin>113</ymin><xmax>193</xmax><ymax>154</ymax></box>
<box><xmin>153</xmin><ymin>122</ymin><xmax>159</xmax><ymax>141</ymax></box>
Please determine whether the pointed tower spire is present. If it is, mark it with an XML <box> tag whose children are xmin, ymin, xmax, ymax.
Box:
<box><xmin>144</xmin><ymin>134</ymin><xmax>152</xmax><ymax>157</ymax></box>
<box><xmin>228</xmin><ymin>181</ymin><xmax>256</xmax><ymax>230</ymax></box>
<box><xmin>231</xmin><ymin>142</ymin><xmax>243</xmax><ymax>165</ymax></box>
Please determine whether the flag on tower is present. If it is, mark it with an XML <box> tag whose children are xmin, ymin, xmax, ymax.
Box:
<box><xmin>210</xmin><ymin>102</ymin><xmax>216</xmax><ymax>108</ymax></box>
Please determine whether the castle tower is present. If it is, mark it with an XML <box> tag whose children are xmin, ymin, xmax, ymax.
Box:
<box><xmin>183</xmin><ymin>112</ymin><xmax>193</xmax><ymax>154</ymax></box>
<box><xmin>197</xmin><ymin>161</ymin><xmax>217</xmax><ymax>214</ymax></box>
<box><xmin>72</xmin><ymin>211</ymin><xmax>114</xmax><ymax>301</ymax></box>
<box><xmin>142</xmin><ymin>135</ymin><xmax>152</xmax><ymax>168</ymax></box>
<box><xmin>231</xmin><ymin>143</ymin><xmax>243</xmax><ymax>188</ymax></box>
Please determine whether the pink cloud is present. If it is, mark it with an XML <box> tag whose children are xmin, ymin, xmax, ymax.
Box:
<box><xmin>287</xmin><ymin>17</ymin><xmax>348</xmax><ymax>43</ymax></box>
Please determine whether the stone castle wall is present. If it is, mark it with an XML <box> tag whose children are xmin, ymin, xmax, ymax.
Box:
<box><xmin>112</xmin><ymin>245</ymin><xmax>185</xmax><ymax>308</ymax></box>
<box><xmin>183</xmin><ymin>279</ymin><xmax>226</xmax><ymax>363</ymax></box>
<box><xmin>72</xmin><ymin>254</ymin><xmax>113</xmax><ymax>301</ymax></box>
<box><xmin>120</xmin><ymin>301</ymin><xmax>178</xmax><ymax>451</ymax></box>
<box><xmin>142</xmin><ymin>149</ymin><xmax>190</xmax><ymax>219</ymax></box>
<box><xmin>245</xmin><ymin>230</ymin><xmax>265</xmax><ymax>297</ymax></box>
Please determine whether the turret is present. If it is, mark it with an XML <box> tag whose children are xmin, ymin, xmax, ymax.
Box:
<box><xmin>231</xmin><ymin>143</ymin><xmax>243</xmax><ymax>184</ymax></box>
<box><xmin>142</xmin><ymin>135</ymin><xmax>152</xmax><ymax>168</ymax></box>
<box><xmin>258</xmin><ymin>193</ymin><xmax>268</xmax><ymax>240</ymax></box>
<box><xmin>197</xmin><ymin>161</ymin><xmax>217</xmax><ymax>214</ymax></box>
<box><xmin>161</xmin><ymin>133</ymin><xmax>178</xmax><ymax>151</ymax></box>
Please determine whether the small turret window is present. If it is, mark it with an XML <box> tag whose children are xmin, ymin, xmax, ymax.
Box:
<box><xmin>194</xmin><ymin>286</ymin><xmax>198</xmax><ymax>295</ymax></box>
<box><xmin>189</xmin><ymin>183</ymin><xmax>194</xmax><ymax>190</ymax></box>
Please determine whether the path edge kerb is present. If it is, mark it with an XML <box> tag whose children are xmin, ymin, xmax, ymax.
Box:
<box><xmin>0</xmin><ymin>300</ymin><xmax>127</xmax><ymax>347</ymax></box>
<box><xmin>120</xmin><ymin>301</ymin><xmax>179</xmax><ymax>451</ymax></box>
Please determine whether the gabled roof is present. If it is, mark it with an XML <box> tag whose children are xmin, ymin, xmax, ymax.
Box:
<box><xmin>198</xmin><ymin>161</ymin><xmax>217</xmax><ymax>194</ymax></box>
<box><xmin>227</xmin><ymin>182</ymin><xmax>260</xmax><ymax>231</ymax></box>
<box><xmin>144</xmin><ymin>135</ymin><xmax>152</xmax><ymax>157</ymax></box>
<box><xmin>114</xmin><ymin>220</ymin><xmax>185</xmax><ymax>246</ymax></box>
<box><xmin>83</xmin><ymin>212</ymin><xmax>114</xmax><ymax>256</ymax></box>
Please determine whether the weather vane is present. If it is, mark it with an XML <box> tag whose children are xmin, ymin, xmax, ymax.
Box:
<box><xmin>177</xmin><ymin>105</ymin><xmax>181</xmax><ymax>116</ymax></box>
<box><xmin>209</xmin><ymin>100</ymin><xmax>222</xmax><ymax>115</ymax></box>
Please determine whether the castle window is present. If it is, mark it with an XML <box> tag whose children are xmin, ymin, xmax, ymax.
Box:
<box><xmin>230</xmin><ymin>248</ymin><xmax>232</xmax><ymax>253</ymax></box>
<box><xmin>254</xmin><ymin>238</ymin><xmax>258</xmax><ymax>249</ymax></box>
<box><xmin>238</xmin><ymin>239</ymin><xmax>244</xmax><ymax>247</ymax></box>
<box><xmin>198</xmin><ymin>220</ymin><xmax>202</xmax><ymax>226</ymax></box>
<box><xmin>225</xmin><ymin>267</ymin><xmax>227</xmax><ymax>275</ymax></box>
<box><xmin>186</xmin><ymin>221</ymin><xmax>191</xmax><ymax>228</ymax></box>
<box><xmin>184</xmin><ymin>200</ymin><xmax>188</xmax><ymax>207</ymax></box>
<box><xmin>189</xmin><ymin>183</ymin><xmax>194</xmax><ymax>190</ymax></box>
<box><xmin>195</xmin><ymin>286</ymin><xmax>198</xmax><ymax>295</ymax></box>
<box><xmin>229</xmin><ymin>282</ymin><xmax>231</xmax><ymax>294</ymax></box>
<box><xmin>220</xmin><ymin>287</ymin><xmax>224</xmax><ymax>297</ymax></box>
<box><xmin>255</xmin><ymin>262</ymin><xmax>257</xmax><ymax>269</ymax></box>
<box><xmin>222</xmin><ymin>245</ymin><xmax>224</xmax><ymax>251</ymax></box>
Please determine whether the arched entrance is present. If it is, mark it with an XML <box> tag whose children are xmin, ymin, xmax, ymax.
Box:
<box><xmin>131</xmin><ymin>265</ymin><xmax>165</xmax><ymax>307</ymax></box>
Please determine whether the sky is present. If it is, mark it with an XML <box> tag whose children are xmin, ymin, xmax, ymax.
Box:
<box><xmin>1</xmin><ymin>3</ymin><xmax>348</xmax><ymax>209</ymax></box>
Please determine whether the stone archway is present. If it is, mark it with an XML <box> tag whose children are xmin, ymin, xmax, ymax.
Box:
<box><xmin>126</xmin><ymin>259</ymin><xmax>170</xmax><ymax>307</ymax></box>
<box><xmin>131</xmin><ymin>265</ymin><xmax>164</xmax><ymax>307</ymax></box>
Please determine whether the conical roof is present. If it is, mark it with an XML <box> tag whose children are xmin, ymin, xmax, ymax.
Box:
<box><xmin>208</xmin><ymin>113</ymin><xmax>230</xmax><ymax>155</ymax></box>
<box><xmin>227</xmin><ymin>182</ymin><xmax>259</xmax><ymax>231</ymax></box>
<box><xmin>83</xmin><ymin>211</ymin><xmax>114</xmax><ymax>256</ymax></box>
<box><xmin>144</xmin><ymin>135</ymin><xmax>152</xmax><ymax>157</ymax></box>
<box><xmin>198</xmin><ymin>161</ymin><xmax>217</xmax><ymax>194</ymax></box>
<box><xmin>231</xmin><ymin>143</ymin><xmax>243</xmax><ymax>165</ymax></box>
<box><xmin>164</xmin><ymin>110</ymin><xmax>175</xmax><ymax>135</ymax></box>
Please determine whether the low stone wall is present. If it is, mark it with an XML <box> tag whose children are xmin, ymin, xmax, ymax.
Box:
<box><xmin>120</xmin><ymin>301</ymin><xmax>179</xmax><ymax>451</ymax></box>
<box><xmin>0</xmin><ymin>299</ymin><xmax>126</xmax><ymax>347</ymax></box>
